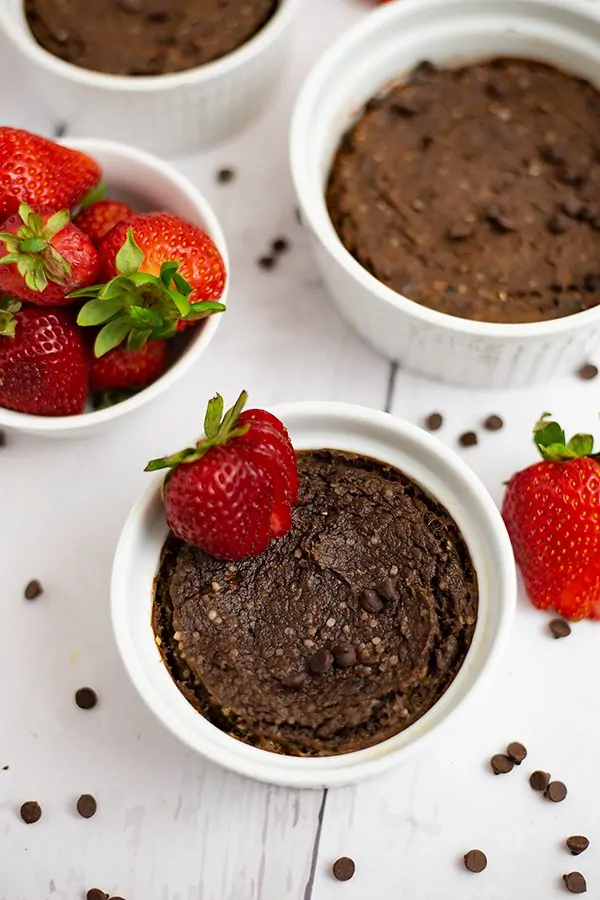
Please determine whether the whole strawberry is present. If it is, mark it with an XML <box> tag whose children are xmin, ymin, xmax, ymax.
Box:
<box><xmin>0</xmin><ymin>297</ymin><xmax>90</xmax><ymax>416</ymax></box>
<box><xmin>90</xmin><ymin>339</ymin><xmax>167</xmax><ymax>392</ymax></box>
<box><xmin>146</xmin><ymin>392</ymin><xmax>298</xmax><ymax>560</ymax></box>
<box><xmin>0</xmin><ymin>128</ymin><xmax>101</xmax><ymax>221</ymax></box>
<box><xmin>502</xmin><ymin>414</ymin><xmax>600</xmax><ymax>621</ymax></box>
<box><xmin>73</xmin><ymin>214</ymin><xmax>226</xmax><ymax>356</ymax></box>
<box><xmin>75</xmin><ymin>199</ymin><xmax>133</xmax><ymax>247</ymax></box>
<box><xmin>0</xmin><ymin>204</ymin><xmax>99</xmax><ymax>305</ymax></box>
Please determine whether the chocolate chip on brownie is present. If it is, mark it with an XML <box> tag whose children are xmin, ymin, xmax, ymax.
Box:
<box><xmin>360</xmin><ymin>589</ymin><xmax>384</xmax><ymax>614</ymax></box>
<box><xmin>309</xmin><ymin>648</ymin><xmax>334</xmax><ymax>674</ymax></box>
<box><xmin>282</xmin><ymin>671</ymin><xmax>308</xmax><ymax>690</ymax></box>
<box><xmin>332</xmin><ymin>643</ymin><xmax>357</xmax><ymax>668</ymax></box>
<box><xmin>548</xmin><ymin>213</ymin><xmax>570</xmax><ymax>235</ymax></box>
<box><xmin>447</xmin><ymin>222</ymin><xmax>474</xmax><ymax>241</ymax></box>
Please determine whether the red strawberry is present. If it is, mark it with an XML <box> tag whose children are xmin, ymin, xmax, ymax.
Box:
<box><xmin>75</xmin><ymin>199</ymin><xmax>133</xmax><ymax>247</ymax></box>
<box><xmin>0</xmin><ymin>128</ymin><xmax>102</xmax><ymax>221</ymax></box>
<box><xmin>146</xmin><ymin>391</ymin><xmax>298</xmax><ymax>560</ymax></box>
<box><xmin>0</xmin><ymin>205</ymin><xmax>99</xmax><ymax>306</ymax></box>
<box><xmin>90</xmin><ymin>339</ymin><xmax>167</xmax><ymax>392</ymax></box>
<box><xmin>73</xmin><ymin>215</ymin><xmax>226</xmax><ymax>357</ymax></box>
<box><xmin>502</xmin><ymin>414</ymin><xmax>600</xmax><ymax>621</ymax></box>
<box><xmin>0</xmin><ymin>297</ymin><xmax>90</xmax><ymax>416</ymax></box>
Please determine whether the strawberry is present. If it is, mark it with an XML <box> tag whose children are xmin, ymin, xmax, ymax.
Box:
<box><xmin>73</xmin><ymin>214</ymin><xmax>226</xmax><ymax>357</ymax></box>
<box><xmin>146</xmin><ymin>392</ymin><xmax>298</xmax><ymax>560</ymax></box>
<box><xmin>90</xmin><ymin>339</ymin><xmax>167</xmax><ymax>392</ymax></box>
<box><xmin>0</xmin><ymin>297</ymin><xmax>90</xmax><ymax>416</ymax></box>
<box><xmin>74</xmin><ymin>199</ymin><xmax>133</xmax><ymax>247</ymax></box>
<box><xmin>502</xmin><ymin>414</ymin><xmax>600</xmax><ymax>621</ymax></box>
<box><xmin>0</xmin><ymin>204</ymin><xmax>99</xmax><ymax>306</ymax></box>
<box><xmin>0</xmin><ymin>128</ymin><xmax>102</xmax><ymax>221</ymax></box>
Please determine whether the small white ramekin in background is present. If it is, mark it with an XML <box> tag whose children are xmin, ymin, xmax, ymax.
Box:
<box><xmin>3</xmin><ymin>0</ymin><xmax>299</xmax><ymax>155</ymax></box>
<box><xmin>112</xmin><ymin>402</ymin><xmax>516</xmax><ymax>789</ymax></box>
<box><xmin>0</xmin><ymin>138</ymin><xmax>228</xmax><ymax>439</ymax></box>
<box><xmin>291</xmin><ymin>0</ymin><xmax>600</xmax><ymax>389</ymax></box>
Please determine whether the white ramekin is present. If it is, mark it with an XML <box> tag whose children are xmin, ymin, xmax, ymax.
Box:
<box><xmin>0</xmin><ymin>137</ymin><xmax>228</xmax><ymax>439</ymax></box>
<box><xmin>3</xmin><ymin>0</ymin><xmax>299</xmax><ymax>155</ymax></box>
<box><xmin>291</xmin><ymin>0</ymin><xmax>600</xmax><ymax>389</ymax></box>
<box><xmin>111</xmin><ymin>402</ymin><xmax>516</xmax><ymax>788</ymax></box>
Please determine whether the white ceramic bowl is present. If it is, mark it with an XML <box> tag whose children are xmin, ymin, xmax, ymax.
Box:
<box><xmin>3</xmin><ymin>0</ymin><xmax>299</xmax><ymax>155</ymax></box>
<box><xmin>112</xmin><ymin>402</ymin><xmax>516</xmax><ymax>788</ymax></box>
<box><xmin>291</xmin><ymin>0</ymin><xmax>600</xmax><ymax>389</ymax></box>
<box><xmin>0</xmin><ymin>138</ymin><xmax>228</xmax><ymax>439</ymax></box>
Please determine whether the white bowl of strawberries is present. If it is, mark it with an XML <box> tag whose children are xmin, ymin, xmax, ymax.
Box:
<box><xmin>0</xmin><ymin>129</ymin><xmax>228</xmax><ymax>438</ymax></box>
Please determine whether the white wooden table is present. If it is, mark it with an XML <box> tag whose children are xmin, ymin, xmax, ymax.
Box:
<box><xmin>2</xmin><ymin>2</ymin><xmax>600</xmax><ymax>898</ymax></box>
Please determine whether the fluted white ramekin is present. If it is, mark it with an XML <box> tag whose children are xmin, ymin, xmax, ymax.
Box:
<box><xmin>112</xmin><ymin>402</ymin><xmax>516</xmax><ymax>788</ymax></box>
<box><xmin>0</xmin><ymin>138</ymin><xmax>228</xmax><ymax>438</ymax></box>
<box><xmin>3</xmin><ymin>0</ymin><xmax>299</xmax><ymax>155</ymax></box>
<box><xmin>291</xmin><ymin>0</ymin><xmax>600</xmax><ymax>388</ymax></box>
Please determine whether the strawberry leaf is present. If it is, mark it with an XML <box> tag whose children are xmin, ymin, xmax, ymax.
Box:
<box><xmin>534</xmin><ymin>412</ymin><xmax>596</xmax><ymax>461</ymax></box>
<box><xmin>78</xmin><ymin>181</ymin><xmax>106</xmax><ymax>211</ymax></box>
<box><xmin>160</xmin><ymin>261</ymin><xmax>179</xmax><ymax>287</ymax></box>
<box><xmin>94</xmin><ymin>316</ymin><xmax>133</xmax><ymax>357</ymax></box>
<box><xmin>204</xmin><ymin>394</ymin><xmax>224</xmax><ymax>439</ymax></box>
<box><xmin>19</xmin><ymin>238</ymin><xmax>46</xmax><ymax>253</ymax></box>
<box><xmin>77</xmin><ymin>297</ymin><xmax>122</xmax><ymax>326</ymax></box>
<box><xmin>129</xmin><ymin>305</ymin><xmax>164</xmax><ymax>329</ymax></box>
<box><xmin>126</xmin><ymin>328</ymin><xmax>152</xmax><ymax>351</ymax></box>
<box><xmin>567</xmin><ymin>433</ymin><xmax>594</xmax><ymax>457</ymax></box>
<box><xmin>116</xmin><ymin>229</ymin><xmax>144</xmax><ymax>277</ymax></box>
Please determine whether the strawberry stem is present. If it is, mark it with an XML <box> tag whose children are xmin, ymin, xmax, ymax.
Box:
<box><xmin>0</xmin><ymin>204</ymin><xmax>71</xmax><ymax>292</ymax></box>
<box><xmin>534</xmin><ymin>412</ymin><xmax>594</xmax><ymax>461</ymax></box>
<box><xmin>0</xmin><ymin>294</ymin><xmax>22</xmax><ymax>338</ymax></box>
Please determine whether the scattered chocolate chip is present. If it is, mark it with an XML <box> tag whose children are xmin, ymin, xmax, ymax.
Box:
<box><xmin>20</xmin><ymin>801</ymin><xmax>42</xmax><ymax>824</ymax></box>
<box><xmin>464</xmin><ymin>849</ymin><xmax>487</xmax><ymax>873</ymax></box>
<box><xmin>561</xmin><ymin>196</ymin><xmax>585</xmax><ymax>219</ymax></box>
<box><xmin>333</xmin><ymin>857</ymin><xmax>355</xmax><ymax>882</ymax></box>
<box><xmin>109</xmin><ymin>896</ymin><xmax>126</xmax><ymax>900</ymax></box>
<box><xmin>549</xmin><ymin>618</ymin><xmax>571</xmax><ymax>639</ymax></box>
<box><xmin>484</xmin><ymin>414</ymin><xmax>504</xmax><ymax>432</ymax></box>
<box><xmin>24</xmin><ymin>579</ymin><xmax>43</xmax><ymax>601</ymax></box>
<box><xmin>75</xmin><ymin>688</ymin><xmax>98</xmax><ymax>710</ymax></box>
<box><xmin>567</xmin><ymin>836</ymin><xmax>590</xmax><ymax>856</ymax></box>
<box><xmin>578</xmin><ymin>363</ymin><xmax>598</xmax><ymax>381</ymax></box>
<box><xmin>490</xmin><ymin>753</ymin><xmax>514</xmax><ymax>775</ymax></box>
<box><xmin>309</xmin><ymin>648</ymin><xmax>334</xmax><ymax>674</ymax></box>
<box><xmin>117</xmin><ymin>0</ymin><xmax>143</xmax><ymax>11</ymax></box>
<box><xmin>548</xmin><ymin>213</ymin><xmax>570</xmax><ymax>235</ymax></box>
<box><xmin>507</xmin><ymin>742</ymin><xmax>527</xmax><ymax>764</ymax></box>
<box><xmin>272</xmin><ymin>237</ymin><xmax>289</xmax><ymax>254</ymax></box>
<box><xmin>378</xmin><ymin>577</ymin><xmax>399</xmax><ymax>602</ymax></box>
<box><xmin>282</xmin><ymin>671</ymin><xmax>307</xmax><ymax>689</ymax></box>
<box><xmin>86</xmin><ymin>890</ymin><xmax>107</xmax><ymax>900</ymax></box>
<box><xmin>425</xmin><ymin>412</ymin><xmax>444</xmax><ymax>431</ymax></box>
<box><xmin>563</xmin><ymin>872</ymin><xmax>587</xmax><ymax>894</ymax></box>
<box><xmin>77</xmin><ymin>794</ymin><xmax>97</xmax><ymax>819</ymax></box>
<box><xmin>360</xmin><ymin>589</ymin><xmax>384</xmax><ymax>614</ymax></box>
<box><xmin>216</xmin><ymin>167</ymin><xmax>235</xmax><ymax>184</ymax></box>
<box><xmin>332</xmin><ymin>643</ymin><xmax>357</xmax><ymax>668</ymax></box>
<box><xmin>530</xmin><ymin>770</ymin><xmax>551</xmax><ymax>792</ymax></box>
<box><xmin>546</xmin><ymin>781</ymin><xmax>568</xmax><ymax>803</ymax></box>
<box><xmin>258</xmin><ymin>255</ymin><xmax>276</xmax><ymax>271</ymax></box>
<box><xmin>447</xmin><ymin>222</ymin><xmax>473</xmax><ymax>241</ymax></box>
<box><xmin>459</xmin><ymin>431</ymin><xmax>478</xmax><ymax>448</ymax></box>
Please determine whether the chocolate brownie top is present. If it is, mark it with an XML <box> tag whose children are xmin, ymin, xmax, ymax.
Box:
<box><xmin>153</xmin><ymin>450</ymin><xmax>478</xmax><ymax>757</ymax></box>
<box><xmin>327</xmin><ymin>59</ymin><xmax>600</xmax><ymax>324</ymax></box>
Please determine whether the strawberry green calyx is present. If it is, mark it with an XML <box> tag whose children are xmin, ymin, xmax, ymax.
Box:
<box><xmin>73</xmin><ymin>229</ymin><xmax>226</xmax><ymax>357</ymax></box>
<box><xmin>0</xmin><ymin>295</ymin><xmax>22</xmax><ymax>337</ymax></box>
<box><xmin>534</xmin><ymin>412</ymin><xmax>595</xmax><ymax>461</ymax></box>
<box><xmin>0</xmin><ymin>204</ymin><xmax>71</xmax><ymax>292</ymax></box>
<box><xmin>145</xmin><ymin>391</ymin><xmax>250</xmax><ymax>473</ymax></box>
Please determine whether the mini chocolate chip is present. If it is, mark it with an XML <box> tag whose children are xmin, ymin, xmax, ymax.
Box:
<box><xmin>258</xmin><ymin>255</ymin><xmax>276</xmax><ymax>271</ymax></box>
<box><xmin>540</xmin><ymin>144</ymin><xmax>565</xmax><ymax>164</ymax></box>
<box><xmin>490</xmin><ymin>753</ymin><xmax>514</xmax><ymax>775</ymax></box>
<box><xmin>507</xmin><ymin>742</ymin><xmax>527</xmax><ymax>764</ymax></box>
<box><xmin>548</xmin><ymin>213</ymin><xmax>570</xmax><ymax>235</ymax></box>
<box><xmin>282</xmin><ymin>671</ymin><xmax>307</xmax><ymax>689</ymax></box>
<box><xmin>546</xmin><ymin>780</ymin><xmax>568</xmax><ymax>802</ymax></box>
<box><xmin>378</xmin><ymin>577</ymin><xmax>399</xmax><ymax>602</ymax></box>
<box><xmin>485</xmin><ymin>80</ymin><xmax>505</xmax><ymax>99</ymax></box>
<box><xmin>566</xmin><ymin>836</ymin><xmax>590</xmax><ymax>856</ymax></box>
<box><xmin>75</xmin><ymin>688</ymin><xmax>98</xmax><ymax>710</ymax></box>
<box><xmin>550</xmin><ymin>618</ymin><xmax>571</xmax><ymax>639</ymax></box>
<box><xmin>24</xmin><ymin>580</ymin><xmax>43</xmax><ymax>600</ymax></box>
<box><xmin>580</xmin><ymin>204</ymin><xmax>597</xmax><ymax>222</ymax></box>
<box><xmin>332</xmin><ymin>857</ymin><xmax>355</xmax><ymax>882</ymax></box>
<box><xmin>411</xmin><ymin>60</ymin><xmax>437</xmax><ymax>83</ymax></box>
<box><xmin>591</xmin><ymin>215</ymin><xmax>600</xmax><ymax>231</ymax></box>
<box><xmin>309</xmin><ymin>648</ymin><xmax>333</xmax><ymax>674</ymax></box>
<box><xmin>459</xmin><ymin>431</ymin><xmax>478</xmax><ymax>448</ymax></box>
<box><xmin>562</xmin><ymin>196</ymin><xmax>585</xmax><ymax>219</ymax></box>
<box><xmin>530</xmin><ymin>770</ymin><xmax>551</xmax><ymax>792</ymax></box>
<box><xmin>447</xmin><ymin>222</ymin><xmax>473</xmax><ymax>241</ymax></box>
<box><xmin>578</xmin><ymin>363</ymin><xmax>598</xmax><ymax>381</ymax></box>
<box><xmin>332</xmin><ymin>643</ymin><xmax>357</xmax><ymax>668</ymax></box>
<box><xmin>425</xmin><ymin>412</ymin><xmax>443</xmax><ymax>431</ymax></box>
<box><xmin>117</xmin><ymin>0</ymin><xmax>143</xmax><ymax>11</ymax></box>
<box><xmin>558</xmin><ymin>165</ymin><xmax>587</xmax><ymax>187</ymax></box>
<box><xmin>464</xmin><ymin>849</ymin><xmax>487</xmax><ymax>873</ymax></box>
<box><xmin>583</xmin><ymin>275</ymin><xmax>600</xmax><ymax>292</ymax></box>
<box><xmin>272</xmin><ymin>237</ymin><xmax>289</xmax><ymax>254</ymax></box>
<box><xmin>86</xmin><ymin>890</ymin><xmax>108</xmax><ymax>900</ymax></box>
<box><xmin>391</xmin><ymin>99</ymin><xmax>421</xmax><ymax>117</ymax></box>
<box><xmin>360</xmin><ymin>589</ymin><xmax>384</xmax><ymax>613</ymax></box>
<box><xmin>77</xmin><ymin>794</ymin><xmax>97</xmax><ymax>819</ymax></box>
<box><xmin>488</xmin><ymin>213</ymin><xmax>516</xmax><ymax>233</ymax></box>
<box><xmin>20</xmin><ymin>801</ymin><xmax>42</xmax><ymax>824</ymax></box>
<box><xmin>216</xmin><ymin>167</ymin><xmax>235</xmax><ymax>184</ymax></box>
<box><xmin>563</xmin><ymin>872</ymin><xmax>587</xmax><ymax>894</ymax></box>
<box><xmin>484</xmin><ymin>414</ymin><xmax>504</xmax><ymax>432</ymax></box>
